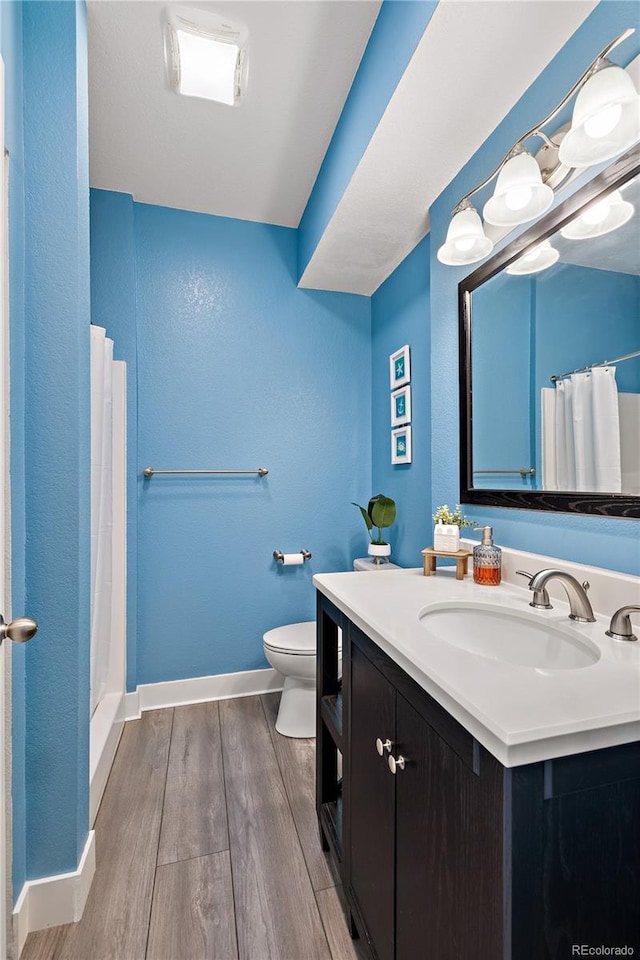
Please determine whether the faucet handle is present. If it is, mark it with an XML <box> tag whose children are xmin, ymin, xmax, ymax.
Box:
<box><xmin>517</xmin><ymin>570</ymin><xmax>552</xmax><ymax>609</ymax></box>
<box><xmin>605</xmin><ymin>604</ymin><xmax>640</xmax><ymax>642</ymax></box>
<box><xmin>516</xmin><ymin>569</ymin><xmax>534</xmax><ymax>583</ymax></box>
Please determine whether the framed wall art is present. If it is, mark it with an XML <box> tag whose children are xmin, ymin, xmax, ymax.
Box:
<box><xmin>391</xmin><ymin>425</ymin><xmax>412</xmax><ymax>465</ymax></box>
<box><xmin>390</xmin><ymin>385</ymin><xmax>411</xmax><ymax>426</ymax></box>
<box><xmin>389</xmin><ymin>344</ymin><xmax>410</xmax><ymax>389</ymax></box>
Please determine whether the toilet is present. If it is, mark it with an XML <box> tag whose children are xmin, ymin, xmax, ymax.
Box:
<box><xmin>264</xmin><ymin>557</ymin><xmax>400</xmax><ymax>737</ymax></box>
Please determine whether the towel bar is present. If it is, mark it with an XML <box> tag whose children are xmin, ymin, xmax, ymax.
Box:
<box><xmin>143</xmin><ymin>467</ymin><xmax>269</xmax><ymax>477</ymax></box>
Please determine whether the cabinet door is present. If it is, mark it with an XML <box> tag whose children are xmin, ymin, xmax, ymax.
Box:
<box><xmin>349</xmin><ymin>640</ymin><xmax>395</xmax><ymax>960</ymax></box>
<box><xmin>395</xmin><ymin>693</ymin><xmax>503</xmax><ymax>960</ymax></box>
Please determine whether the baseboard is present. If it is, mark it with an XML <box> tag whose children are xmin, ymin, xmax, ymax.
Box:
<box><xmin>14</xmin><ymin>830</ymin><xmax>95</xmax><ymax>955</ymax></box>
<box><xmin>122</xmin><ymin>689</ymin><xmax>141</xmax><ymax>721</ymax></box>
<box><xmin>128</xmin><ymin>667</ymin><xmax>283</xmax><ymax>715</ymax></box>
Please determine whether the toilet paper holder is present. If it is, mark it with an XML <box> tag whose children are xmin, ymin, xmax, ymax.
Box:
<box><xmin>273</xmin><ymin>549</ymin><xmax>312</xmax><ymax>563</ymax></box>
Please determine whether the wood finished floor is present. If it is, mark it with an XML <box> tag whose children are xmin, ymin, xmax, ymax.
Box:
<box><xmin>21</xmin><ymin>695</ymin><xmax>368</xmax><ymax>960</ymax></box>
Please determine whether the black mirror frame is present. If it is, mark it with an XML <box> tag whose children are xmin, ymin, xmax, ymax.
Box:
<box><xmin>459</xmin><ymin>146</ymin><xmax>640</xmax><ymax>519</ymax></box>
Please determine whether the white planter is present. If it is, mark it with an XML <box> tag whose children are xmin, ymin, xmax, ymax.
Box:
<box><xmin>368</xmin><ymin>542</ymin><xmax>391</xmax><ymax>560</ymax></box>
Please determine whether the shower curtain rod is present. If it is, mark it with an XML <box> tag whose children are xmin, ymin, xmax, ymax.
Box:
<box><xmin>550</xmin><ymin>349</ymin><xmax>640</xmax><ymax>383</ymax></box>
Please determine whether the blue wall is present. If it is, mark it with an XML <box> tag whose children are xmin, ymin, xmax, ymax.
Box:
<box><xmin>535</xmin><ymin>265</ymin><xmax>640</xmax><ymax>394</ymax></box>
<box><xmin>91</xmin><ymin>194</ymin><xmax>371</xmax><ymax>687</ymax></box>
<box><xmin>471</xmin><ymin>264</ymin><xmax>640</xmax><ymax>490</ymax></box>
<box><xmin>472</xmin><ymin>274</ymin><xmax>533</xmax><ymax>489</ymax></box>
<box><xmin>428</xmin><ymin>0</ymin><xmax>640</xmax><ymax>575</ymax></box>
<box><xmin>370</xmin><ymin>235</ymin><xmax>431</xmax><ymax>567</ymax></box>
<box><xmin>298</xmin><ymin>0</ymin><xmax>437</xmax><ymax>279</ymax></box>
<box><xmin>17</xmin><ymin>2</ymin><xmax>90</xmax><ymax>894</ymax></box>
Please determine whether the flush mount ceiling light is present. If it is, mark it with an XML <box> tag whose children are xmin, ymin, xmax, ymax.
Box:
<box><xmin>166</xmin><ymin>9</ymin><xmax>249</xmax><ymax>106</ymax></box>
<box><xmin>436</xmin><ymin>201</ymin><xmax>494</xmax><ymax>265</ymax></box>
<box><xmin>437</xmin><ymin>28</ymin><xmax>640</xmax><ymax>268</ymax></box>
<box><xmin>505</xmin><ymin>240</ymin><xmax>559</xmax><ymax>276</ymax></box>
<box><xmin>560</xmin><ymin>188</ymin><xmax>634</xmax><ymax>239</ymax></box>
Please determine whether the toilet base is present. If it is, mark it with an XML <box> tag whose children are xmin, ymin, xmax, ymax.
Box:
<box><xmin>275</xmin><ymin>675</ymin><xmax>316</xmax><ymax>738</ymax></box>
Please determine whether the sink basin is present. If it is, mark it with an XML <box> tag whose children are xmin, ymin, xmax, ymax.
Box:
<box><xmin>419</xmin><ymin>603</ymin><xmax>601</xmax><ymax>670</ymax></box>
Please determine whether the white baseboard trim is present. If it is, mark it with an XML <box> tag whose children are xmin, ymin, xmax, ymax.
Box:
<box><xmin>124</xmin><ymin>667</ymin><xmax>283</xmax><ymax>717</ymax></box>
<box><xmin>14</xmin><ymin>830</ymin><xmax>96</xmax><ymax>955</ymax></box>
<box><xmin>123</xmin><ymin>689</ymin><xmax>140</xmax><ymax>721</ymax></box>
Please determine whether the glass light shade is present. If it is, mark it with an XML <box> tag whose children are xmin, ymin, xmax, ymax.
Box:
<box><xmin>560</xmin><ymin>190</ymin><xmax>634</xmax><ymax>239</ymax></box>
<box><xmin>483</xmin><ymin>153</ymin><xmax>554</xmax><ymax>226</ymax></box>
<box><xmin>166</xmin><ymin>11</ymin><xmax>248</xmax><ymax>106</ymax></box>
<box><xmin>176</xmin><ymin>30</ymin><xmax>240</xmax><ymax>104</ymax></box>
<box><xmin>558</xmin><ymin>65</ymin><xmax>640</xmax><ymax>168</ymax></box>
<box><xmin>505</xmin><ymin>240</ymin><xmax>559</xmax><ymax>275</ymax></box>
<box><xmin>437</xmin><ymin>207</ymin><xmax>494</xmax><ymax>265</ymax></box>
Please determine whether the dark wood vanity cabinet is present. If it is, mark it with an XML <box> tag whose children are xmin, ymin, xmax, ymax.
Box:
<box><xmin>316</xmin><ymin>592</ymin><xmax>640</xmax><ymax>960</ymax></box>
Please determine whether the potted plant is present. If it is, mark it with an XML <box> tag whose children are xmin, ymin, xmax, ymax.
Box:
<box><xmin>432</xmin><ymin>504</ymin><xmax>472</xmax><ymax>528</ymax></box>
<box><xmin>353</xmin><ymin>494</ymin><xmax>396</xmax><ymax>560</ymax></box>
<box><xmin>431</xmin><ymin>503</ymin><xmax>472</xmax><ymax>554</ymax></box>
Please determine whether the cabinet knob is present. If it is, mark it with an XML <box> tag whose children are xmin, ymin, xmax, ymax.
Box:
<box><xmin>375</xmin><ymin>738</ymin><xmax>392</xmax><ymax>756</ymax></box>
<box><xmin>388</xmin><ymin>754</ymin><xmax>406</xmax><ymax>774</ymax></box>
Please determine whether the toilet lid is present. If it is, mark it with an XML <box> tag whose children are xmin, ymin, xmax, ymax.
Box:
<box><xmin>264</xmin><ymin>621</ymin><xmax>317</xmax><ymax>655</ymax></box>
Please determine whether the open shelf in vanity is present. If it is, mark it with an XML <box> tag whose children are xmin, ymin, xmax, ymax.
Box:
<box><xmin>316</xmin><ymin>595</ymin><xmax>345</xmax><ymax>866</ymax></box>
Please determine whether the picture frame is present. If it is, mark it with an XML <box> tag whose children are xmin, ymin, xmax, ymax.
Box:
<box><xmin>391</xmin><ymin>425</ymin><xmax>412</xmax><ymax>465</ymax></box>
<box><xmin>390</xmin><ymin>385</ymin><xmax>411</xmax><ymax>426</ymax></box>
<box><xmin>389</xmin><ymin>344</ymin><xmax>410</xmax><ymax>389</ymax></box>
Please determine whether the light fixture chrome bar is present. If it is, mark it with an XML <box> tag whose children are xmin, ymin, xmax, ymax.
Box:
<box><xmin>473</xmin><ymin>468</ymin><xmax>535</xmax><ymax>475</ymax></box>
<box><xmin>143</xmin><ymin>467</ymin><xmax>269</xmax><ymax>477</ymax></box>
<box><xmin>550</xmin><ymin>349</ymin><xmax>640</xmax><ymax>382</ymax></box>
<box><xmin>452</xmin><ymin>28</ymin><xmax>635</xmax><ymax>215</ymax></box>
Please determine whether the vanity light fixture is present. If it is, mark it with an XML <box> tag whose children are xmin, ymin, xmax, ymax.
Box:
<box><xmin>505</xmin><ymin>239</ymin><xmax>559</xmax><ymax>276</ymax></box>
<box><xmin>560</xmin><ymin>188</ymin><xmax>634</xmax><ymax>239</ymax></box>
<box><xmin>166</xmin><ymin>9</ymin><xmax>249</xmax><ymax>106</ymax></box>
<box><xmin>559</xmin><ymin>63</ymin><xmax>640</xmax><ymax>168</ymax></box>
<box><xmin>436</xmin><ymin>201</ymin><xmax>494</xmax><ymax>265</ymax></box>
<box><xmin>482</xmin><ymin>150</ymin><xmax>554</xmax><ymax>226</ymax></box>
<box><xmin>437</xmin><ymin>28</ymin><xmax>639</xmax><ymax>267</ymax></box>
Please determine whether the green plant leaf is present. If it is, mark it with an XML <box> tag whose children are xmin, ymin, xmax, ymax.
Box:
<box><xmin>352</xmin><ymin>502</ymin><xmax>373</xmax><ymax>531</ymax></box>
<box><xmin>370</xmin><ymin>495</ymin><xmax>396</xmax><ymax>530</ymax></box>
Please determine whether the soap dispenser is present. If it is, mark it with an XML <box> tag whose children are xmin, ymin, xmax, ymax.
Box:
<box><xmin>473</xmin><ymin>526</ymin><xmax>502</xmax><ymax>586</ymax></box>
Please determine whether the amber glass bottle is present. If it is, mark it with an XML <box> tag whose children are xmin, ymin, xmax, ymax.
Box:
<box><xmin>473</xmin><ymin>526</ymin><xmax>502</xmax><ymax>586</ymax></box>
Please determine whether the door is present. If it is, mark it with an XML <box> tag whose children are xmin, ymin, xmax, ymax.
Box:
<box><xmin>0</xmin><ymin>54</ymin><xmax>8</xmax><ymax>960</ymax></box>
<box><xmin>394</xmin><ymin>693</ymin><xmax>503</xmax><ymax>960</ymax></box>
<box><xmin>0</xmin><ymin>57</ymin><xmax>36</xmax><ymax>960</ymax></box>
<box><xmin>349</xmin><ymin>637</ymin><xmax>395</xmax><ymax>960</ymax></box>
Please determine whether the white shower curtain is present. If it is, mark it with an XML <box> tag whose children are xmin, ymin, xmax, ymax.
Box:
<box><xmin>91</xmin><ymin>325</ymin><xmax>114</xmax><ymax>715</ymax></box>
<box><xmin>542</xmin><ymin>366</ymin><xmax>622</xmax><ymax>492</ymax></box>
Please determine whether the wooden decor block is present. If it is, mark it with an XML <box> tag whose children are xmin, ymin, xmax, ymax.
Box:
<box><xmin>421</xmin><ymin>547</ymin><xmax>473</xmax><ymax>581</ymax></box>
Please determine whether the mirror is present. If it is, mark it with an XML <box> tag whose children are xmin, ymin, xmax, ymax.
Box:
<box><xmin>459</xmin><ymin>147</ymin><xmax>640</xmax><ymax>518</ymax></box>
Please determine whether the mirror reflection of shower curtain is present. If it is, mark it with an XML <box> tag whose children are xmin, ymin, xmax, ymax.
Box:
<box><xmin>545</xmin><ymin>367</ymin><xmax>621</xmax><ymax>492</ymax></box>
<box><xmin>90</xmin><ymin>325</ymin><xmax>114</xmax><ymax>715</ymax></box>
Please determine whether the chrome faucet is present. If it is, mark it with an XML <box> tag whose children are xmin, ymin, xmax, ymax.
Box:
<box><xmin>526</xmin><ymin>568</ymin><xmax>596</xmax><ymax>623</ymax></box>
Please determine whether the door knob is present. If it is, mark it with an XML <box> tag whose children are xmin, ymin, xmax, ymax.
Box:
<box><xmin>376</xmin><ymin>738</ymin><xmax>393</xmax><ymax>756</ymax></box>
<box><xmin>388</xmin><ymin>754</ymin><xmax>406</xmax><ymax>774</ymax></box>
<box><xmin>0</xmin><ymin>615</ymin><xmax>38</xmax><ymax>645</ymax></box>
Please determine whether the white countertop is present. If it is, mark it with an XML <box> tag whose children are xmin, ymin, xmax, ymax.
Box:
<box><xmin>313</xmin><ymin>567</ymin><xmax>640</xmax><ymax>767</ymax></box>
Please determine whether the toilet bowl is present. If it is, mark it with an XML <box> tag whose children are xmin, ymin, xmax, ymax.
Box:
<box><xmin>263</xmin><ymin>621</ymin><xmax>320</xmax><ymax>738</ymax></box>
<box><xmin>264</xmin><ymin>558</ymin><xmax>399</xmax><ymax>737</ymax></box>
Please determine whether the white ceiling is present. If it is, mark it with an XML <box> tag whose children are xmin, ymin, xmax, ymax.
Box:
<box><xmin>87</xmin><ymin>0</ymin><xmax>381</xmax><ymax>227</ymax></box>
<box><xmin>88</xmin><ymin>0</ymin><xmax>602</xmax><ymax>294</ymax></box>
